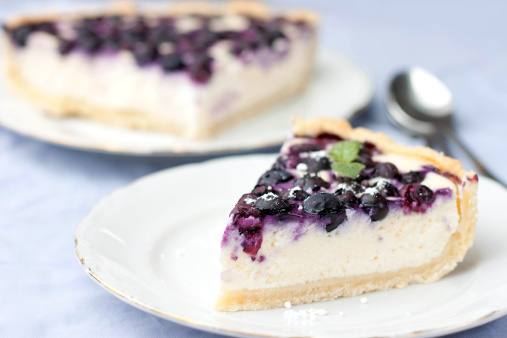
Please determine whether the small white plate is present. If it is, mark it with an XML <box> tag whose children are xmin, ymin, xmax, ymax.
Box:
<box><xmin>0</xmin><ymin>49</ymin><xmax>372</xmax><ymax>156</ymax></box>
<box><xmin>75</xmin><ymin>154</ymin><xmax>507</xmax><ymax>337</ymax></box>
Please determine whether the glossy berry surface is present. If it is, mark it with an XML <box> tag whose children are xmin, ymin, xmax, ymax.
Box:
<box><xmin>294</xmin><ymin>174</ymin><xmax>330</xmax><ymax>192</ymax></box>
<box><xmin>400</xmin><ymin>171</ymin><xmax>425</xmax><ymax>184</ymax></box>
<box><xmin>374</xmin><ymin>181</ymin><xmax>400</xmax><ymax>197</ymax></box>
<box><xmin>399</xmin><ymin>183</ymin><xmax>435</xmax><ymax>212</ymax></box>
<box><xmin>372</xmin><ymin>162</ymin><xmax>399</xmax><ymax>179</ymax></box>
<box><xmin>254</xmin><ymin>194</ymin><xmax>292</xmax><ymax>215</ymax></box>
<box><xmin>303</xmin><ymin>193</ymin><xmax>342</xmax><ymax>214</ymax></box>
<box><xmin>360</xmin><ymin>192</ymin><xmax>389</xmax><ymax>221</ymax></box>
<box><xmin>259</xmin><ymin>169</ymin><xmax>293</xmax><ymax>186</ymax></box>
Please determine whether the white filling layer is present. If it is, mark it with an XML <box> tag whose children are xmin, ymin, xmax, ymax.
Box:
<box><xmin>220</xmin><ymin>152</ymin><xmax>459</xmax><ymax>291</ymax></box>
<box><xmin>11</xmin><ymin>30</ymin><xmax>315</xmax><ymax>138</ymax></box>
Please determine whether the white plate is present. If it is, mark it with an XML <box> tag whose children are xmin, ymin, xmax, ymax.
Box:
<box><xmin>74</xmin><ymin>154</ymin><xmax>507</xmax><ymax>337</ymax></box>
<box><xmin>0</xmin><ymin>49</ymin><xmax>372</xmax><ymax>156</ymax></box>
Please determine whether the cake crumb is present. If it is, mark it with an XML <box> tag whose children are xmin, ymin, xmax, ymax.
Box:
<box><xmin>283</xmin><ymin>308</ymin><xmax>328</xmax><ymax>321</ymax></box>
<box><xmin>284</xmin><ymin>301</ymin><xmax>292</xmax><ymax>309</ymax></box>
<box><xmin>360</xmin><ymin>297</ymin><xmax>368</xmax><ymax>304</ymax></box>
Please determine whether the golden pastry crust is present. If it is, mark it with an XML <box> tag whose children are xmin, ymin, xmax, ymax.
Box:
<box><xmin>216</xmin><ymin>118</ymin><xmax>478</xmax><ymax>311</ymax></box>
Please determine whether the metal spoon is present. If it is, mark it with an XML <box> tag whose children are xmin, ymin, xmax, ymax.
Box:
<box><xmin>386</xmin><ymin>67</ymin><xmax>504</xmax><ymax>185</ymax></box>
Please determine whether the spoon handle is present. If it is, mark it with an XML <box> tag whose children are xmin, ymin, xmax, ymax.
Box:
<box><xmin>443</xmin><ymin>127</ymin><xmax>506</xmax><ymax>188</ymax></box>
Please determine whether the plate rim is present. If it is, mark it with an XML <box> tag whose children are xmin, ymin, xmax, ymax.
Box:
<box><xmin>74</xmin><ymin>154</ymin><xmax>507</xmax><ymax>337</ymax></box>
<box><xmin>0</xmin><ymin>48</ymin><xmax>373</xmax><ymax>157</ymax></box>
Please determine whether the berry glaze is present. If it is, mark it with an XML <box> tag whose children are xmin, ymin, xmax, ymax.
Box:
<box><xmin>3</xmin><ymin>14</ymin><xmax>313</xmax><ymax>84</ymax></box>
<box><xmin>222</xmin><ymin>134</ymin><xmax>458</xmax><ymax>261</ymax></box>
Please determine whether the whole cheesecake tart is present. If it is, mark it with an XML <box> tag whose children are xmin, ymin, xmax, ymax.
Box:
<box><xmin>1</xmin><ymin>2</ymin><xmax>317</xmax><ymax>139</ymax></box>
<box><xmin>216</xmin><ymin>118</ymin><xmax>478</xmax><ymax>311</ymax></box>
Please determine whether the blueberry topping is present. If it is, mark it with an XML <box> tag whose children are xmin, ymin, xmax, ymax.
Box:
<box><xmin>133</xmin><ymin>43</ymin><xmax>158</xmax><ymax>66</ymax></box>
<box><xmin>287</xmin><ymin>187</ymin><xmax>309</xmax><ymax>201</ymax></box>
<box><xmin>399</xmin><ymin>183</ymin><xmax>435</xmax><ymax>212</ymax></box>
<box><xmin>252</xmin><ymin>184</ymin><xmax>269</xmax><ymax>196</ymax></box>
<box><xmin>372</xmin><ymin>162</ymin><xmax>399</xmax><ymax>179</ymax></box>
<box><xmin>232</xmin><ymin>193</ymin><xmax>261</xmax><ymax>220</ymax></box>
<box><xmin>294</xmin><ymin>174</ymin><xmax>330</xmax><ymax>192</ymax></box>
<box><xmin>335</xmin><ymin>182</ymin><xmax>364</xmax><ymax>195</ymax></box>
<box><xmin>187</xmin><ymin>55</ymin><xmax>213</xmax><ymax>83</ymax></box>
<box><xmin>242</xmin><ymin>230</ymin><xmax>263</xmax><ymax>256</ymax></box>
<box><xmin>360</xmin><ymin>192</ymin><xmax>389</xmax><ymax>221</ymax></box>
<box><xmin>305</xmin><ymin>157</ymin><xmax>331</xmax><ymax>173</ymax></box>
<box><xmin>58</xmin><ymin>39</ymin><xmax>76</xmax><ymax>55</ymax></box>
<box><xmin>400</xmin><ymin>171</ymin><xmax>425</xmax><ymax>184</ymax></box>
<box><xmin>254</xmin><ymin>193</ymin><xmax>292</xmax><ymax>215</ymax></box>
<box><xmin>303</xmin><ymin>193</ymin><xmax>342</xmax><ymax>214</ymax></box>
<box><xmin>336</xmin><ymin>190</ymin><xmax>359</xmax><ymax>208</ymax></box>
<box><xmin>325</xmin><ymin>211</ymin><xmax>346</xmax><ymax>232</ymax></box>
<box><xmin>161</xmin><ymin>54</ymin><xmax>186</xmax><ymax>72</ymax></box>
<box><xmin>374</xmin><ymin>181</ymin><xmax>400</xmax><ymax>197</ymax></box>
<box><xmin>9</xmin><ymin>25</ymin><xmax>35</xmax><ymax>47</ymax></box>
<box><xmin>76</xmin><ymin>29</ymin><xmax>102</xmax><ymax>52</ymax></box>
<box><xmin>289</xmin><ymin>143</ymin><xmax>322</xmax><ymax>154</ymax></box>
<box><xmin>259</xmin><ymin>169</ymin><xmax>293</xmax><ymax>186</ymax></box>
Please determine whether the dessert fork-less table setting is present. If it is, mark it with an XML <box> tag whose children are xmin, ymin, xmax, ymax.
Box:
<box><xmin>2</xmin><ymin>0</ymin><xmax>507</xmax><ymax>337</ymax></box>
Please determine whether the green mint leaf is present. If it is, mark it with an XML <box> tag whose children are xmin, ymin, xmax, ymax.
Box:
<box><xmin>328</xmin><ymin>140</ymin><xmax>361</xmax><ymax>164</ymax></box>
<box><xmin>331</xmin><ymin>162</ymin><xmax>365</xmax><ymax>178</ymax></box>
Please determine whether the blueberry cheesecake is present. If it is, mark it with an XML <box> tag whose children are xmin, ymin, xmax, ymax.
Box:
<box><xmin>216</xmin><ymin>118</ymin><xmax>478</xmax><ymax>311</ymax></box>
<box><xmin>2</xmin><ymin>2</ymin><xmax>317</xmax><ymax>139</ymax></box>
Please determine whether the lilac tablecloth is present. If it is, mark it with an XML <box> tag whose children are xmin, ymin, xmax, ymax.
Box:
<box><xmin>1</xmin><ymin>0</ymin><xmax>506</xmax><ymax>336</ymax></box>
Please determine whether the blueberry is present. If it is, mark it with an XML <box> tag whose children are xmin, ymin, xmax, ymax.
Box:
<box><xmin>230</xmin><ymin>40</ymin><xmax>251</xmax><ymax>55</ymax></box>
<box><xmin>374</xmin><ymin>181</ymin><xmax>400</xmax><ymax>197</ymax></box>
<box><xmin>303</xmin><ymin>193</ymin><xmax>342</xmax><ymax>214</ymax></box>
<box><xmin>189</xmin><ymin>29</ymin><xmax>219</xmax><ymax>49</ymax></box>
<box><xmin>76</xmin><ymin>29</ymin><xmax>101</xmax><ymax>52</ymax></box>
<box><xmin>232</xmin><ymin>194</ymin><xmax>261</xmax><ymax>220</ymax></box>
<box><xmin>288</xmin><ymin>143</ymin><xmax>322</xmax><ymax>154</ymax></box>
<box><xmin>305</xmin><ymin>157</ymin><xmax>331</xmax><ymax>173</ymax></box>
<box><xmin>356</xmin><ymin>151</ymin><xmax>374</xmax><ymax>168</ymax></box>
<box><xmin>360</xmin><ymin>193</ymin><xmax>389</xmax><ymax>221</ymax></box>
<box><xmin>265</xmin><ymin>29</ymin><xmax>286</xmax><ymax>47</ymax></box>
<box><xmin>335</xmin><ymin>182</ymin><xmax>364</xmax><ymax>195</ymax></box>
<box><xmin>187</xmin><ymin>55</ymin><xmax>213</xmax><ymax>83</ymax></box>
<box><xmin>315</xmin><ymin>133</ymin><xmax>343</xmax><ymax>143</ymax></box>
<box><xmin>294</xmin><ymin>174</ymin><xmax>330</xmax><ymax>192</ymax></box>
<box><xmin>336</xmin><ymin>190</ymin><xmax>359</xmax><ymax>208</ymax></box>
<box><xmin>252</xmin><ymin>184</ymin><xmax>269</xmax><ymax>196</ymax></box>
<box><xmin>336</xmin><ymin>176</ymin><xmax>353</xmax><ymax>184</ymax></box>
<box><xmin>36</xmin><ymin>22</ymin><xmax>57</xmax><ymax>35</ymax></box>
<box><xmin>287</xmin><ymin>188</ymin><xmax>309</xmax><ymax>201</ymax></box>
<box><xmin>258</xmin><ymin>169</ymin><xmax>293</xmax><ymax>186</ymax></box>
<box><xmin>323</xmin><ymin>210</ymin><xmax>346</xmax><ymax>232</ymax></box>
<box><xmin>254</xmin><ymin>193</ymin><xmax>292</xmax><ymax>215</ymax></box>
<box><xmin>9</xmin><ymin>25</ymin><xmax>35</xmax><ymax>47</ymax></box>
<box><xmin>372</xmin><ymin>162</ymin><xmax>399</xmax><ymax>179</ymax></box>
<box><xmin>415</xmin><ymin>185</ymin><xmax>434</xmax><ymax>202</ymax></box>
<box><xmin>133</xmin><ymin>43</ymin><xmax>158</xmax><ymax>66</ymax></box>
<box><xmin>271</xmin><ymin>156</ymin><xmax>287</xmax><ymax>170</ymax></box>
<box><xmin>161</xmin><ymin>54</ymin><xmax>185</xmax><ymax>72</ymax></box>
<box><xmin>400</xmin><ymin>183</ymin><xmax>434</xmax><ymax>205</ymax></box>
<box><xmin>241</xmin><ymin>230</ymin><xmax>263</xmax><ymax>256</ymax></box>
<box><xmin>58</xmin><ymin>39</ymin><xmax>76</xmax><ymax>55</ymax></box>
<box><xmin>400</xmin><ymin>171</ymin><xmax>425</xmax><ymax>184</ymax></box>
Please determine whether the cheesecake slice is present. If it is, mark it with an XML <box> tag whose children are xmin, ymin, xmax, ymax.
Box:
<box><xmin>216</xmin><ymin>118</ymin><xmax>478</xmax><ymax>311</ymax></box>
<box><xmin>2</xmin><ymin>2</ymin><xmax>317</xmax><ymax>139</ymax></box>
